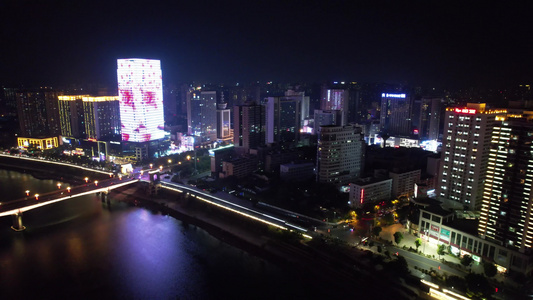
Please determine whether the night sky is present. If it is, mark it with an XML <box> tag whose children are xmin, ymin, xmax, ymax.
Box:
<box><xmin>1</xmin><ymin>1</ymin><xmax>533</xmax><ymax>88</ymax></box>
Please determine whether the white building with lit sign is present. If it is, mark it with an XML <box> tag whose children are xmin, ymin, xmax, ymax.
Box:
<box><xmin>437</xmin><ymin>103</ymin><xmax>507</xmax><ymax>211</ymax></box>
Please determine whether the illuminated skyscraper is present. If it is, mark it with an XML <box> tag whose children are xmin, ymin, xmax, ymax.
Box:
<box><xmin>437</xmin><ymin>104</ymin><xmax>507</xmax><ymax>211</ymax></box>
<box><xmin>117</xmin><ymin>58</ymin><xmax>165</xmax><ymax>142</ymax></box>
<box><xmin>479</xmin><ymin>115</ymin><xmax>533</xmax><ymax>252</ymax></box>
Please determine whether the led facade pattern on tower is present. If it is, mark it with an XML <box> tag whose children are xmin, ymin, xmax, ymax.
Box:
<box><xmin>117</xmin><ymin>59</ymin><xmax>164</xmax><ymax>142</ymax></box>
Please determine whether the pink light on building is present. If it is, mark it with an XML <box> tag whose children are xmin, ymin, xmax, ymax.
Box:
<box><xmin>117</xmin><ymin>58</ymin><xmax>165</xmax><ymax>142</ymax></box>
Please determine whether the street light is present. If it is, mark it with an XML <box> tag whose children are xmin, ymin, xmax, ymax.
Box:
<box><xmin>25</xmin><ymin>190</ymin><xmax>30</xmax><ymax>196</ymax></box>
<box><xmin>94</xmin><ymin>180</ymin><xmax>98</xmax><ymax>186</ymax></box>
<box><xmin>118</xmin><ymin>174</ymin><xmax>122</xmax><ymax>180</ymax></box>
<box><xmin>35</xmin><ymin>194</ymin><xmax>39</xmax><ymax>200</ymax></box>
<box><xmin>85</xmin><ymin>177</ymin><xmax>89</xmax><ymax>183</ymax></box>
<box><xmin>57</xmin><ymin>183</ymin><xmax>61</xmax><ymax>189</ymax></box>
<box><xmin>159</xmin><ymin>165</ymin><xmax>163</xmax><ymax>171</ymax></box>
<box><xmin>67</xmin><ymin>187</ymin><xmax>71</xmax><ymax>193</ymax></box>
<box><xmin>149</xmin><ymin>163</ymin><xmax>153</xmax><ymax>169</ymax></box>
<box><xmin>168</xmin><ymin>159</ymin><xmax>172</xmax><ymax>164</ymax></box>
<box><xmin>140</xmin><ymin>170</ymin><xmax>144</xmax><ymax>175</ymax></box>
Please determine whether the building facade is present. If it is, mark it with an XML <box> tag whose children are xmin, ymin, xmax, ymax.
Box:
<box><xmin>380</xmin><ymin>93</ymin><xmax>412</xmax><ymax>136</ymax></box>
<box><xmin>233</xmin><ymin>101</ymin><xmax>265</xmax><ymax>152</ymax></box>
<box><xmin>479</xmin><ymin>115</ymin><xmax>533</xmax><ymax>253</ymax></box>
<box><xmin>117</xmin><ymin>58</ymin><xmax>165</xmax><ymax>142</ymax></box>
<box><xmin>419</xmin><ymin>207</ymin><xmax>533</xmax><ymax>275</ymax></box>
<box><xmin>16</xmin><ymin>89</ymin><xmax>61</xmax><ymax>138</ymax></box>
<box><xmin>187</xmin><ymin>90</ymin><xmax>218</xmax><ymax>143</ymax></box>
<box><xmin>349</xmin><ymin>178</ymin><xmax>392</xmax><ymax>208</ymax></box>
<box><xmin>316</xmin><ymin>124</ymin><xmax>365</xmax><ymax>185</ymax></box>
<box><xmin>389</xmin><ymin>169</ymin><xmax>421</xmax><ymax>198</ymax></box>
<box><xmin>437</xmin><ymin>104</ymin><xmax>507</xmax><ymax>211</ymax></box>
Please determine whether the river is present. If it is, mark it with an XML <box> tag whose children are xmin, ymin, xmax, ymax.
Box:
<box><xmin>0</xmin><ymin>169</ymin><xmax>332</xmax><ymax>299</ymax></box>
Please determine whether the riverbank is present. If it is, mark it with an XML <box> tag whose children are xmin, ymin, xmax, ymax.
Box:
<box><xmin>0</xmin><ymin>156</ymin><xmax>107</xmax><ymax>184</ymax></box>
<box><xmin>109</xmin><ymin>185</ymin><xmax>409</xmax><ymax>299</ymax></box>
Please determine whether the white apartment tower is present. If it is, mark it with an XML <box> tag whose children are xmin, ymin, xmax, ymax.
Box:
<box><xmin>317</xmin><ymin>124</ymin><xmax>365</xmax><ymax>185</ymax></box>
<box><xmin>437</xmin><ymin>103</ymin><xmax>507</xmax><ymax>211</ymax></box>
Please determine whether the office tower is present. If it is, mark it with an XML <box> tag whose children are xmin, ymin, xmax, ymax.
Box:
<box><xmin>217</xmin><ymin>103</ymin><xmax>231</xmax><ymax>139</ymax></box>
<box><xmin>187</xmin><ymin>90</ymin><xmax>218</xmax><ymax>142</ymax></box>
<box><xmin>316</xmin><ymin>124</ymin><xmax>365</xmax><ymax>185</ymax></box>
<box><xmin>314</xmin><ymin>109</ymin><xmax>343</xmax><ymax>133</ymax></box>
<box><xmin>320</xmin><ymin>88</ymin><xmax>349</xmax><ymax>125</ymax></box>
<box><xmin>437</xmin><ymin>103</ymin><xmax>507</xmax><ymax>211</ymax></box>
<box><xmin>285</xmin><ymin>89</ymin><xmax>310</xmax><ymax>121</ymax></box>
<box><xmin>16</xmin><ymin>89</ymin><xmax>60</xmax><ymax>137</ymax></box>
<box><xmin>478</xmin><ymin>116</ymin><xmax>533</xmax><ymax>252</ymax></box>
<box><xmin>415</xmin><ymin>97</ymin><xmax>443</xmax><ymax>140</ymax></box>
<box><xmin>233</xmin><ymin>101</ymin><xmax>265</xmax><ymax>151</ymax></box>
<box><xmin>264</xmin><ymin>96</ymin><xmax>301</xmax><ymax>145</ymax></box>
<box><xmin>117</xmin><ymin>58</ymin><xmax>165</xmax><ymax>142</ymax></box>
<box><xmin>380</xmin><ymin>93</ymin><xmax>413</xmax><ymax>136</ymax></box>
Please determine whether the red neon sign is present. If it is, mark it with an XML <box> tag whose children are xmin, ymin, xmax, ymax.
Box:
<box><xmin>454</xmin><ymin>108</ymin><xmax>476</xmax><ymax>114</ymax></box>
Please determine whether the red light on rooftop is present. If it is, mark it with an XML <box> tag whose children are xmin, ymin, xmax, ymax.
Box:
<box><xmin>454</xmin><ymin>107</ymin><xmax>476</xmax><ymax>114</ymax></box>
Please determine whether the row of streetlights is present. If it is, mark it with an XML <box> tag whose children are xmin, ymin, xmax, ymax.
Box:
<box><xmin>27</xmin><ymin>175</ymin><xmax>104</xmax><ymax>201</ymax></box>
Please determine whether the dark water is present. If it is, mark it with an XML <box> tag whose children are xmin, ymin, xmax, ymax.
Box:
<box><xmin>0</xmin><ymin>169</ymin><xmax>326</xmax><ymax>299</ymax></box>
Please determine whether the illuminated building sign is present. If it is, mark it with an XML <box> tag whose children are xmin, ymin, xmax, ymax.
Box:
<box><xmin>117</xmin><ymin>58</ymin><xmax>165</xmax><ymax>142</ymax></box>
<box><xmin>381</xmin><ymin>93</ymin><xmax>406</xmax><ymax>98</ymax></box>
<box><xmin>454</xmin><ymin>108</ymin><xmax>476</xmax><ymax>114</ymax></box>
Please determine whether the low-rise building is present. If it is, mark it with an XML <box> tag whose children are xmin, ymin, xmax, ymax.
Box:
<box><xmin>419</xmin><ymin>206</ymin><xmax>533</xmax><ymax>275</ymax></box>
<box><xmin>280</xmin><ymin>162</ymin><xmax>315</xmax><ymax>182</ymax></box>
<box><xmin>349</xmin><ymin>177</ymin><xmax>392</xmax><ymax>208</ymax></box>
<box><xmin>389</xmin><ymin>169</ymin><xmax>420</xmax><ymax>197</ymax></box>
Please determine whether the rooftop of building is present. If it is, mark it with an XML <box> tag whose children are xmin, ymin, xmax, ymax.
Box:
<box><xmin>420</xmin><ymin>204</ymin><xmax>453</xmax><ymax>217</ymax></box>
<box><xmin>445</xmin><ymin>218</ymin><xmax>479</xmax><ymax>236</ymax></box>
<box><xmin>350</xmin><ymin>176</ymin><xmax>392</xmax><ymax>186</ymax></box>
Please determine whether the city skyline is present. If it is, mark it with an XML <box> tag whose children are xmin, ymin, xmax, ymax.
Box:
<box><xmin>1</xmin><ymin>1</ymin><xmax>533</xmax><ymax>88</ymax></box>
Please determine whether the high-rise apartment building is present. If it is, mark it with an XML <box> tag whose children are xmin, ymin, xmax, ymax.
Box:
<box><xmin>316</xmin><ymin>124</ymin><xmax>365</xmax><ymax>185</ymax></box>
<box><xmin>58</xmin><ymin>95</ymin><xmax>88</xmax><ymax>138</ymax></box>
<box><xmin>437</xmin><ymin>103</ymin><xmax>507</xmax><ymax>211</ymax></box>
<box><xmin>187</xmin><ymin>90</ymin><xmax>218</xmax><ymax>143</ymax></box>
<box><xmin>478</xmin><ymin>115</ymin><xmax>533</xmax><ymax>252</ymax></box>
<box><xmin>58</xmin><ymin>95</ymin><xmax>121</xmax><ymax>141</ymax></box>
<box><xmin>380</xmin><ymin>93</ymin><xmax>413</xmax><ymax>136</ymax></box>
<box><xmin>16</xmin><ymin>89</ymin><xmax>60</xmax><ymax>138</ymax></box>
<box><xmin>233</xmin><ymin>101</ymin><xmax>265</xmax><ymax>151</ymax></box>
<box><xmin>117</xmin><ymin>58</ymin><xmax>165</xmax><ymax>142</ymax></box>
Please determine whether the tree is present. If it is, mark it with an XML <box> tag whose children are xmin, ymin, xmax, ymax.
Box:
<box><xmin>465</xmin><ymin>273</ymin><xmax>493</xmax><ymax>299</ymax></box>
<box><xmin>461</xmin><ymin>255</ymin><xmax>473</xmax><ymax>267</ymax></box>
<box><xmin>483</xmin><ymin>262</ymin><xmax>497</xmax><ymax>278</ymax></box>
<box><xmin>372</xmin><ymin>226</ymin><xmax>382</xmax><ymax>237</ymax></box>
<box><xmin>437</xmin><ymin>244</ymin><xmax>446</xmax><ymax>259</ymax></box>
<box><xmin>414</xmin><ymin>238</ymin><xmax>422</xmax><ymax>251</ymax></box>
<box><xmin>393</xmin><ymin>232</ymin><xmax>403</xmax><ymax>245</ymax></box>
<box><xmin>389</xmin><ymin>255</ymin><xmax>409</xmax><ymax>274</ymax></box>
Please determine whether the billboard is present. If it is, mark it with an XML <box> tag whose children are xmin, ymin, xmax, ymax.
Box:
<box><xmin>117</xmin><ymin>58</ymin><xmax>165</xmax><ymax>142</ymax></box>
